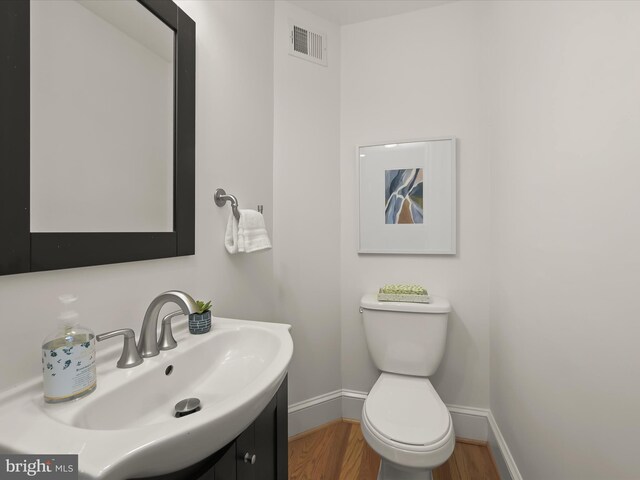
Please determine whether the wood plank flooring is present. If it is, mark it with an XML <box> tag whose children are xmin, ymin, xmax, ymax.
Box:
<box><xmin>289</xmin><ymin>420</ymin><xmax>500</xmax><ymax>480</ymax></box>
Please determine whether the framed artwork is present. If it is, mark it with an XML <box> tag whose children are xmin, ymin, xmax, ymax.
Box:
<box><xmin>358</xmin><ymin>137</ymin><xmax>456</xmax><ymax>254</ymax></box>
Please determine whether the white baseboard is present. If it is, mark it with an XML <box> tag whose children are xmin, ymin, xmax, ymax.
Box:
<box><xmin>487</xmin><ymin>410</ymin><xmax>523</xmax><ymax>480</ymax></box>
<box><xmin>446</xmin><ymin>404</ymin><xmax>490</xmax><ymax>441</ymax></box>
<box><xmin>341</xmin><ymin>389</ymin><xmax>367</xmax><ymax>421</ymax></box>
<box><xmin>288</xmin><ymin>390</ymin><xmax>522</xmax><ymax>480</ymax></box>
<box><xmin>288</xmin><ymin>390</ymin><xmax>342</xmax><ymax>437</ymax></box>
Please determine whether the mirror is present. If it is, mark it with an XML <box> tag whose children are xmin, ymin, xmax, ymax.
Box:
<box><xmin>0</xmin><ymin>0</ymin><xmax>195</xmax><ymax>275</ymax></box>
<box><xmin>358</xmin><ymin>138</ymin><xmax>456</xmax><ymax>254</ymax></box>
<box><xmin>30</xmin><ymin>0</ymin><xmax>174</xmax><ymax>232</ymax></box>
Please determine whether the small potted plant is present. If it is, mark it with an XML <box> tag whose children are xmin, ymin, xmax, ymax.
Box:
<box><xmin>189</xmin><ymin>300</ymin><xmax>212</xmax><ymax>334</ymax></box>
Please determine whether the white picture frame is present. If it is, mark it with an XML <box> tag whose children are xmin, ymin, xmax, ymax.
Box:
<box><xmin>358</xmin><ymin>137</ymin><xmax>457</xmax><ymax>255</ymax></box>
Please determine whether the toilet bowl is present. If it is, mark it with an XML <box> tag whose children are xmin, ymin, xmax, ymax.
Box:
<box><xmin>360</xmin><ymin>294</ymin><xmax>454</xmax><ymax>480</ymax></box>
<box><xmin>361</xmin><ymin>373</ymin><xmax>455</xmax><ymax>479</ymax></box>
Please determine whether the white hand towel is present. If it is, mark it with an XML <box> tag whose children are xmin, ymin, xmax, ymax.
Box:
<box><xmin>224</xmin><ymin>213</ymin><xmax>239</xmax><ymax>254</ymax></box>
<box><xmin>237</xmin><ymin>208</ymin><xmax>272</xmax><ymax>253</ymax></box>
<box><xmin>224</xmin><ymin>209</ymin><xmax>272</xmax><ymax>254</ymax></box>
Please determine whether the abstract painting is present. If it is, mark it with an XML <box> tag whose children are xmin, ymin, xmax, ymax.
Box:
<box><xmin>358</xmin><ymin>138</ymin><xmax>455</xmax><ymax>254</ymax></box>
<box><xmin>384</xmin><ymin>168</ymin><xmax>423</xmax><ymax>224</ymax></box>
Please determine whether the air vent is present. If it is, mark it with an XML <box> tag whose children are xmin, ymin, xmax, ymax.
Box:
<box><xmin>289</xmin><ymin>23</ymin><xmax>327</xmax><ymax>66</ymax></box>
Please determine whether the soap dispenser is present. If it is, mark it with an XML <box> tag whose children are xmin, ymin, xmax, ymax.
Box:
<box><xmin>42</xmin><ymin>295</ymin><xmax>97</xmax><ymax>403</ymax></box>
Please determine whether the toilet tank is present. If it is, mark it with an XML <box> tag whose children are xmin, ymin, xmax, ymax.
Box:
<box><xmin>360</xmin><ymin>294</ymin><xmax>451</xmax><ymax>377</ymax></box>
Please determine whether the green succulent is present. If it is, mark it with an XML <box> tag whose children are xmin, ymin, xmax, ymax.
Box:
<box><xmin>196</xmin><ymin>300</ymin><xmax>212</xmax><ymax>314</ymax></box>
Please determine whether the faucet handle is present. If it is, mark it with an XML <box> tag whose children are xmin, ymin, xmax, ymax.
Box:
<box><xmin>158</xmin><ymin>310</ymin><xmax>183</xmax><ymax>351</ymax></box>
<box><xmin>96</xmin><ymin>328</ymin><xmax>143</xmax><ymax>369</ymax></box>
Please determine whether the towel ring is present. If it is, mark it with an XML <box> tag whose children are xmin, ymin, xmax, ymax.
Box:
<box><xmin>214</xmin><ymin>188</ymin><xmax>240</xmax><ymax>220</ymax></box>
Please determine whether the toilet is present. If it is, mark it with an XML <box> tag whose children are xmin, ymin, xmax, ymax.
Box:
<box><xmin>360</xmin><ymin>294</ymin><xmax>455</xmax><ymax>480</ymax></box>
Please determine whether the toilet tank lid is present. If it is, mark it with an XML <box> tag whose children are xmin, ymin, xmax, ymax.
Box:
<box><xmin>360</xmin><ymin>294</ymin><xmax>451</xmax><ymax>313</ymax></box>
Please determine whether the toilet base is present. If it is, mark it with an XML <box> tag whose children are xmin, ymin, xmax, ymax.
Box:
<box><xmin>377</xmin><ymin>458</ymin><xmax>433</xmax><ymax>480</ymax></box>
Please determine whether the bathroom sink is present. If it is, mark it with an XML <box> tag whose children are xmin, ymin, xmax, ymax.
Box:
<box><xmin>0</xmin><ymin>317</ymin><xmax>293</xmax><ymax>480</ymax></box>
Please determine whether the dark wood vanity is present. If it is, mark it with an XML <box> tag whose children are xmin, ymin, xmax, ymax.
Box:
<box><xmin>133</xmin><ymin>377</ymin><xmax>288</xmax><ymax>480</ymax></box>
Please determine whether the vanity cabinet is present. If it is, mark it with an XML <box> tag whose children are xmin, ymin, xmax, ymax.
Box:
<box><xmin>214</xmin><ymin>393</ymin><xmax>278</xmax><ymax>480</ymax></box>
<box><xmin>134</xmin><ymin>376</ymin><xmax>287</xmax><ymax>480</ymax></box>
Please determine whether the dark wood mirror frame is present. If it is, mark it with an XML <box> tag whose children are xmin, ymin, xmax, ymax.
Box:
<box><xmin>0</xmin><ymin>0</ymin><xmax>195</xmax><ymax>276</ymax></box>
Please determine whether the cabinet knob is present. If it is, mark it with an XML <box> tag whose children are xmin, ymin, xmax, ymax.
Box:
<box><xmin>243</xmin><ymin>453</ymin><xmax>257</xmax><ymax>465</ymax></box>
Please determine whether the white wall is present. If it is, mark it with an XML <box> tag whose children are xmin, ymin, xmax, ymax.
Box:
<box><xmin>273</xmin><ymin>1</ymin><xmax>342</xmax><ymax>405</ymax></box>
<box><xmin>340</xmin><ymin>1</ymin><xmax>492</xmax><ymax>408</ymax></box>
<box><xmin>341</xmin><ymin>2</ymin><xmax>640</xmax><ymax>477</ymax></box>
<box><xmin>0</xmin><ymin>0</ymin><xmax>275</xmax><ymax>393</ymax></box>
<box><xmin>487</xmin><ymin>1</ymin><xmax>640</xmax><ymax>478</ymax></box>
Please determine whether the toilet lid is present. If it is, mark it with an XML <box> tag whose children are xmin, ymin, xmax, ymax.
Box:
<box><xmin>364</xmin><ymin>373</ymin><xmax>451</xmax><ymax>447</ymax></box>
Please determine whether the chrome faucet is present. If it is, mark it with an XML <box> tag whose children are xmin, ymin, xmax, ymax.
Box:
<box><xmin>138</xmin><ymin>291</ymin><xmax>198</xmax><ymax>358</ymax></box>
<box><xmin>96</xmin><ymin>329</ymin><xmax>143</xmax><ymax>368</ymax></box>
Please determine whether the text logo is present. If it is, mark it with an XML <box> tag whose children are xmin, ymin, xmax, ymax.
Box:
<box><xmin>0</xmin><ymin>455</ymin><xmax>77</xmax><ymax>479</ymax></box>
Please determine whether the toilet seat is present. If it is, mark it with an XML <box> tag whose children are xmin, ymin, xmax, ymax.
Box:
<box><xmin>361</xmin><ymin>373</ymin><xmax>455</xmax><ymax>469</ymax></box>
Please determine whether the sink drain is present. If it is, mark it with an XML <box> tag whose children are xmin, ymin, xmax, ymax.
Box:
<box><xmin>174</xmin><ymin>398</ymin><xmax>201</xmax><ymax>418</ymax></box>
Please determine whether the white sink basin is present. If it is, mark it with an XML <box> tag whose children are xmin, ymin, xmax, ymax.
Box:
<box><xmin>0</xmin><ymin>317</ymin><xmax>293</xmax><ymax>479</ymax></box>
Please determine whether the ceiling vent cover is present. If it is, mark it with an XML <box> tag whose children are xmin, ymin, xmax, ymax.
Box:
<box><xmin>289</xmin><ymin>23</ymin><xmax>327</xmax><ymax>66</ymax></box>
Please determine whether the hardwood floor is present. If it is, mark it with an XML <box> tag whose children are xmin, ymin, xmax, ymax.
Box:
<box><xmin>289</xmin><ymin>420</ymin><xmax>500</xmax><ymax>480</ymax></box>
